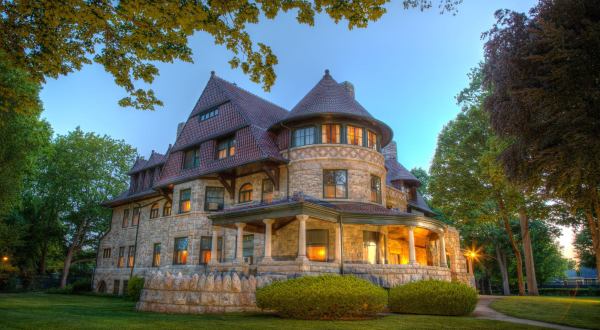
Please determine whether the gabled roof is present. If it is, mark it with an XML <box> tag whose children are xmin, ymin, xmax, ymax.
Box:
<box><xmin>127</xmin><ymin>150</ymin><xmax>167</xmax><ymax>174</ymax></box>
<box><xmin>409</xmin><ymin>191</ymin><xmax>435</xmax><ymax>215</ymax></box>
<box><xmin>385</xmin><ymin>158</ymin><xmax>420</xmax><ymax>185</ymax></box>
<box><xmin>286</xmin><ymin>70</ymin><xmax>373</xmax><ymax>121</ymax></box>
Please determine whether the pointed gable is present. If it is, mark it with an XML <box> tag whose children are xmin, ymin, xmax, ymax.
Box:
<box><xmin>286</xmin><ymin>70</ymin><xmax>374</xmax><ymax>121</ymax></box>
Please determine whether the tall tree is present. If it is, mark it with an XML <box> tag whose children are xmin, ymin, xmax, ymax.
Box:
<box><xmin>1</xmin><ymin>0</ymin><xmax>461</xmax><ymax>111</ymax></box>
<box><xmin>410</xmin><ymin>167</ymin><xmax>430</xmax><ymax>199</ymax></box>
<box><xmin>483</xmin><ymin>0</ymin><xmax>600</xmax><ymax>279</ymax></box>
<box><xmin>40</xmin><ymin>128</ymin><xmax>135</xmax><ymax>288</ymax></box>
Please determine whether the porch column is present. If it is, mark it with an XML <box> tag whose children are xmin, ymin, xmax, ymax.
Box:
<box><xmin>235</xmin><ymin>222</ymin><xmax>246</xmax><ymax>263</ymax></box>
<box><xmin>210</xmin><ymin>226</ymin><xmax>219</xmax><ymax>264</ymax></box>
<box><xmin>263</xmin><ymin>219</ymin><xmax>275</xmax><ymax>262</ymax></box>
<box><xmin>334</xmin><ymin>225</ymin><xmax>342</xmax><ymax>263</ymax></box>
<box><xmin>439</xmin><ymin>231</ymin><xmax>448</xmax><ymax>268</ymax></box>
<box><xmin>408</xmin><ymin>226</ymin><xmax>417</xmax><ymax>265</ymax></box>
<box><xmin>378</xmin><ymin>227</ymin><xmax>386</xmax><ymax>264</ymax></box>
<box><xmin>296</xmin><ymin>214</ymin><xmax>308</xmax><ymax>262</ymax></box>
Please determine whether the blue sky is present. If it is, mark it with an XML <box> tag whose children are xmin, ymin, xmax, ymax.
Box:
<box><xmin>40</xmin><ymin>0</ymin><xmax>536</xmax><ymax>172</ymax></box>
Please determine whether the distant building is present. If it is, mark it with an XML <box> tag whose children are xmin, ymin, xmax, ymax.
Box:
<box><xmin>93</xmin><ymin>70</ymin><xmax>473</xmax><ymax>299</ymax></box>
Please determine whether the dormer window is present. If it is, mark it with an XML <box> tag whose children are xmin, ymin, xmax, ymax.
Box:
<box><xmin>347</xmin><ymin>125</ymin><xmax>363</xmax><ymax>146</ymax></box>
<box><xmin>183</xmin><ymin>148</ymin><xmax>199</xmax><ymax>169</ymax></box>
<box><xmin>217</xmin><ymin>137</ymin><xmax>235</xmax><ymax>159</ymax></box>
<box><xmin>322</xmin><ymin>124</ymin><xmax>341</xmax><ymax>144</ymax></box>
<box><xmin>367</xmin><ymin>130</ymin><xmax>378</xmax><ymax>150</ymax></box>
<box><xmin>239</xmin><ymin>183</ymin><xmax>253</xmax><ymax>203</ymax></box>
<box><xmin>293</xmin><ymin>126</ymin><xmax>315</xmax><ymax>147</ymax></box>
<box><xmin>199</xmin><ymin>107</ymin><xmax>219</xmax><ymax>121</ymax></box>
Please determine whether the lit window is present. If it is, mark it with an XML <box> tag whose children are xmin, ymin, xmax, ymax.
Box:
<box><xmin>150</xmin><ymin>203</ymin><xmax>159</xmax><ymax>219</ymax></box>
<box><xmin>293</xmin><ymin>127</ymin><xmax>315</xmax><ymax>147</ymax></box>
<box><xmin>370</xmin><ymin>175</ymin><xmax>382</xmax><ymax>204</ymax></box>
<box><xmin>239</xmin><ymin>183</ymin><xmax>253</xmax><ymax>203</ymax></box>
<box><xmin>199</xmin><ymin>236</ymin><xmax>223</xmax><ymax>264</ymax></box>
<box><xmin>323</xmin><ymin>169</ymin><xmax>348</xmax><ymax>199</ymax></box>
<box><xmin>152</xmin><ymin>243</ymin><xmax>161</xmax><ymax>267</ymax></box>
<box><xmin>179</xmin><ymin>189</ymin><xmax>191</xmax><ymax>213</ymax></box>
<box><xmin>183</xmin><ymin>148</ymin><xmax>199</xmax><ymax>169</ymax></box>
<box><xmin>261</xmin><ymin>179</ymin><xmax>274</xmax><ymax>203</ymax></box>
<box><xmin>163</xmin><ymin>201</ymin><xmax>172</xmax><ymax>216</ymax></box>
<box><xmin>117</xmin><ymin>247</ymin><xmax>125</xmax><ymax>268</ymax></box>
<box><xmin>121</xmin><ymin>209</ymin><xmax>129</xmax><ymax>228</ymax></box>
<box><xmin>103</xmin><ymin>248</ymin><xmax>111</xmax><ymax>259</ymax></box>
<box><xmin>363</xmin><ymin>231</ymin><xmax>380</xmax><ymax>264</ymax></box>
<box><xmin>243</xmin><ymin>235</ymin><xmax>254</xmax><ymax>264</ymax></box>
<box><xmin>204</xmin><ymin>187</ymin><xmax>225</xmax><ymax>211</ymax></box>
<box><xmin>131</xmin><ymin>207</ymin><xmax>140</xmax><ymax>226</ymax></box>
<box><xmin>322</xmin><ymin>124</ymin><xmax>341</xmax><ymax>144</ymax></box>
<box><xmin>199</xmin><ymin>107</ymin><xmax>219</xmax><ymax>121</ymax></box>
<box><xmin>173</xmin><ymin>237</ymin><xmax>188</xmax><ymax>265</ymax></box>
<box><xmin>346</xmin><ymin>125</ymin><xmax>363</xmax><ymax>146</ymax></box>
<box><xmin>127</xmin><ymin>245</ymin><xmax>135</xmax><ymax>268</ymax></box>
<box><xmin>217</xmin><ymin>137</ymin><xmax>235</xmax><ymax>159</ymax></box>
<box><xmin>367</xmin><ymin>130</ymin><xmax>378</xmax><ymax>150</ymax></box>
<box><xmin>307</xmin><ymin>229</ymin><xmax>328</xmax><ymax>262</ymax></box>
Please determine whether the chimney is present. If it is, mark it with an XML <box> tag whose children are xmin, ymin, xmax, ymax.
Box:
<box><xmin>382</xmin><ymin>140</ymin><xmax>397</xmax><ymax>160</ymax></box>
<box><xmin>341</xmin><ymin>81</ymin><xmax>355</xmax><ymax>99</ymax></box>
<box><xmin>176</xmin><ymin>122</ymin><xmax>185</xmax><ymax>139</ymax></box>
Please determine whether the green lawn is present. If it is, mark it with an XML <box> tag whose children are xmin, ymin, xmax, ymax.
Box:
<box><xmin>491</xmin><ymin>296</ymin><xmax>600</xmax><ymax>330</ymax></box>
<box><xmin>0</xmin><ymin>293</ymin><xmax>543</xmax><ymax>330</ymax></box>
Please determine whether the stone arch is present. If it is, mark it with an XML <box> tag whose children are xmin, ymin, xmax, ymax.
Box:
<box><xmin>97</xmin><ymin>280</ymin><xmax>107</xmax><ymax>293</ymax></box>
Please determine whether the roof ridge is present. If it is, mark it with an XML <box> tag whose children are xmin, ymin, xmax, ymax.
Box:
<box><xmin>213</xmin><ymin>75</ymin><xmax>288</xmax><ymax>114</ymax></box>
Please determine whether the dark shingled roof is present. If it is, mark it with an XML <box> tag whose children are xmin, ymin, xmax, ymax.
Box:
<box><xmin>285</xmin><ymin>70</ymin><xmax>373</xmax><ymax>121</ymax></box>
<box><xmin>409</xmin><ymin>191</ymin><xmax>435</xmax><ymax>215</ymax></box>
<box><xmin>128</xmin><ymin>150</ymin><xmax>167</xmax><ymax>174</ymax></box>
<box><xmin>385</xmin><ymin>158</ymin><xmax>420</xmax><ymax>185</ymax></box>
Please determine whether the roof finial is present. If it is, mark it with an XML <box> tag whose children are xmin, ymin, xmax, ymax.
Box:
<box><xmin>324</xmin><ymin>69</ymin><xmax>330</xmax><ymax>76</ymax></box>
<box><xmin>210</xmin><ymin>70</ymin><xmax>215</xmax><ymax>77</ymax></box>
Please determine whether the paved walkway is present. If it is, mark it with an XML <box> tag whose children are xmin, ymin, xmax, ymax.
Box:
<box><xmin>473</xmin><ymin>295</ymin><xmax>587</xmax><ymax>330</ymax></box>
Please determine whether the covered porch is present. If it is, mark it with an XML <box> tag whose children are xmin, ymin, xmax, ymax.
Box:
<box><xmin>207</xmin><ymin>200</ymin><xmax>452</xmax><ymax>283</ymax></box>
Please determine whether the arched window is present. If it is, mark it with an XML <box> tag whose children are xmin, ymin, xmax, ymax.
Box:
<box><xmin>97</xmin><ymin>280</ymin><xmax>106</xmax><ymax>293</ymax></box>
<box><xmin>150</xmin><ymin>203</ymin><xmax>159</xmax><ymax>219</ymax></box>
<box><xmin>239</xmin><ymin>183</ymin><xmax>253</xmax><ymax>203</ymax></box>
<box><xmin>163</xmin><ymin>201</ymin><xmax>172</xmax><ymax>216</ymax></box>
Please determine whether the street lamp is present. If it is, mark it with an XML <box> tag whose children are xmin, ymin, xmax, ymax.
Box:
<box><xmin>1</xmin><ymin>256</ymin><xmax>8</xmax><ymax>263</ymax></box>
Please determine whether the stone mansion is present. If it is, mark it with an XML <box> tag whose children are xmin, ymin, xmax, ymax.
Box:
<box><xmin>94</xmin><ymin>70</ymin><xmax>473</xmax><ymax>300</ymax></box>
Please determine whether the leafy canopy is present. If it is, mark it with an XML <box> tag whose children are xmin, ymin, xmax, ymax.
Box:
<box><xmin>1</xmin><ymin>0</ymin><xmax>461</xmax><ymax>111</ymax></box>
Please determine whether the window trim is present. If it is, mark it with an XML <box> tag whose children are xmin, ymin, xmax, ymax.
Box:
<box><xmin>121</xmin><ymin>209</ymin><xmax>129</xmax><ymax>228</ymax></box>
<box><xmin>367</xmin><ymin>129</ymin><xmax>378</xmax><ymax>150</ymax></box>
<box><xmin>127</xmin><ymin>245</ymin><xmax>135</xmax><ymax>268</ymax></box>
<box><xmin>149</xmin><ymin>203</ymin><xmax>160</xmax><ymax>219</ymax></box>
<box><xmin>173</xmin><ymin>237</ymin><xmax>189</xmax><ymax>265</ymax></box>
<box><xmin>117</xmin><ymin>247</ymin><xmax>125</xmax><ymax>268</ymax></box>
<box><xmin>261</xmin><ymin>179</ymin><xmax>274</xmax><ymax>203</ymax></box>
<box><xmin>370</xmin><ymin>174</ymin><xmax>382</xmax><ymax>204</ymax></box>
<box><xmin>216</xmin><ymin>136</ymin><xmax>236</xmax><ymax>159</ymax></box>
<box><xmin>163</xmin><ymin>201</ymin><xmax>172</xmax><ymax>217</ymax></box>
<box><xmin>152</xmin><ymin>243</ymin><xmax>161</xmax><ymax>267</ymax></box>
<box><xmin>323</xmin><ymin>169</ymin><xmax>348</xmax><ymax>199</ymax></box>
<box><xmin>131</xmin><ymin>207</ymin><xmax>140</xmax><ymax>226</ymax></box>
<box><xmin>102</xmin><ymin>248</ymin><xmax>111</xmax><ymax>259</ymax></box>
<box><xmin>198</xmin><ymin>106</ymin><xmax>219</xmax><ymax>122</ymax></box>
<box><xmin>182</xmin><ymin>148</ymin><xmax>200</xmax><ymax>169</ymax></box>
<box><xmin>178</xmin><ymin>188</ymin><xmax>192</xmax><ymax>214</ymax></box>
<box><xmin>292</xmin><ymin>126</ymin><xmax>316</xmax><ymax>147</ymax></box>
<box><xmin>204</xmin><ymin>186</ymin><xmax>225</xmax><ymax>211</ymax></box>
<box><xmin>346</xmin><ymin>125</ymin><xmax>364</xmax><ymax>146</ymax></box>
<box><xmin>321</xmin><ymin>123</ymin><xmax>342</xmax><ymax>144</ymax></box>
<box><xmin>238</xmin><ymin>183</ymin><xmax>253</xmax><ymax>203</ymax></box>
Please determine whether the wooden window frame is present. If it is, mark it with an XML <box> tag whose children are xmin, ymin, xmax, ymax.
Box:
<box><xmin>321</xmin><ymin>124</ymin><xmax>341</xmax><ymax>144</ymax></box>
<box><xmin>121</xmin><ymin>209</ymin><xmax>129</xmax><ymax>228</ymax></box>
<box><xmin>152</xmin><ymin>243</ymin><xmax>161</xmax><ymax>267</ymax></box>
<box><xmin>162</xmin><ymin>201</ymin><xmax>172</xmax><ymax>216</ymax></box>
<box><xmin>117</xmin><ymin>247</ymin><xmax>125</xmax><ymax>268</ymax></box>
<box><xmin>323</xmin><ymin>169</ymin><xmax>348</xmax><ymax>199</ymax></box>
<box><xmin>204</xmin><ymin>186</ymin><xmax>225</xmax><ymax>211</ymax></box>
<box><xmin>307</xmin><ymin>229</ymin><xmax>329</xmax><ymax>262</ymax></box>
<box><xmin>292</xmin><ymin>126</ymin><xmax>316</xmax><ymax>147</ymax></box>
<box><xmin>238</xmin><ymin>183</ymin><xmax>253</xmax><ymax>203</ymax></box>
<box><xmin>102</xmin><ymin>248</ymin><xmax>111</xmax><ymax>259</ymax></box>
<box><xmin>216</xmin><ymin>136</ymin><xmax>236</xmax><ymax>159</ymax></box>
<box><xmin>173</xmin><ymin>237</ymin><xmax>189</xmax><ymax>265</ymax></box>
<box><xmin>131</xmin><ymin>207</ymin><xmax>140</xmax><ymax>226</ymax></box>
<box><xmin>182</xmin><ymin>148</ymin><xmax>200</xmax><ymax>169</ymax></box>
<box><xmin>199</xmin><ymin>107</ymin><xmax>219</xmax><ymax>121</ymax></box>
<box><xmin>127</xmin><ymin>245</ymin><xmax>135</xmax><ymax>268</ymax></box>
<box><xmin>149</xmin><ymin>203</ymin><xmax>159</xmax><ymax>219</ymax></box>
<box><xmin>261</xmin><ymin>179</ymin><xmax>274</xmax><ymax>203</ymax></box>
<box><xmin>346</xmin><ymin>125</ymin><xmax>364</xmax><ymax>146</ymax></box>
<box><xmin>367</xmin><ymin>130</ymin><xmax>378</xmax><ymax>150</ymax></box>
<box><xmin>370</xmin><ymin>175</ymin><xmax>382</xmax><ymax>204</ymax></box>
<box><xmin>178</xmin><ymin>189</ymin><xmax>191</xmax><ymax>214</ymax></box>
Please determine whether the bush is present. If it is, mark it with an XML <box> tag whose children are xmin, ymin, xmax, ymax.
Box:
<box><xmin>46</xmin><ymin>285</ymin><xmax>73</xmax><ymax>294</ymax></box>
<box><xmin>126</xmin><ymin>276</ymin><xmax>145</xmax><ymax>301</ymax></box>
<box><xmin>389</xmin><ymin>280</ymin><xmax>478</xmax><ymax>316</ymax></box>
<box><xmin>256</xmin><ymin>275</ymin><xmax>387</xmax><ymax>320</ymax></box>
<box><xmin>71</xmin><ymin>278</ymin><xmax>92</xmax><ymax>293</ymax></box>
<box><xmin>538</xmin><ymin>287</ymin><xmax>600</xmax><ymax>296</ymax></box>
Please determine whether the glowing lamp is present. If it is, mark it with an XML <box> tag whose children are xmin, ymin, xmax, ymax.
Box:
<box><xmin>1</xmin><ymin>256</ymin><xmax>8</xmax><ymax>262</ymax></box>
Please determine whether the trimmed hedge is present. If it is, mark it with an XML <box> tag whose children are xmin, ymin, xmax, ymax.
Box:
<box><xmin>256</xmin><ymin>275</ymin><xmax>387</xmax><ymax>320</ymax></box>
<box><xmin>389</xmin><ymin>280</ymin><xmax>478</xmax><ymax>316</ymax></box>
<box><xmin>126</xmin><ymin>276</ymin><xmax>145</xmax><ymax>301</ymax></box>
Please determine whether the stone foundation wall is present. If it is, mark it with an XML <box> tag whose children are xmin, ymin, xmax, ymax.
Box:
<box><xmin>345</xmin><ymin>264</ymin><xmax>452</xmax><ymax>288</ymax></box>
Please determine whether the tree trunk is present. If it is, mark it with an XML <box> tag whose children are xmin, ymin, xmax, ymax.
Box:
<box><xmin>497</xmin><ymin>194</ymin><xmax>526</xmax><ymax>295</ymax></box>
<box><xmin>39</xmin><ymin>239</ymin><xmax>47</xmax><ymax>275</ymax></box>
<box><xmin>519</xmin><ymin>207</ymin><xmax>538</xmax><ymax>295</ymax></box>
<box><xmin>60</xmin><ymin>244</ymin><xmax>76</xmax><ymax>288</ymax></box>
<box><xmin>584</xmin><ymin>209</ymin><xmax>600</xmax><ymax>281</ymax></box>
<box><xmin>496</xmin><ymin>246</ymin><xmax>511</xmax><ymax>295</ymax></box>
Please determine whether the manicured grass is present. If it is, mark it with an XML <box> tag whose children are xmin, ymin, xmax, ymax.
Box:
<box><xmin>0</xmin><ymin>293</ymin><xmax>543</xmax><ymax>330</ymax></box>
<box><xmin>491</xmin><ymin>296</ymin><xmax>600</xmax><ymax>330</ymax></box>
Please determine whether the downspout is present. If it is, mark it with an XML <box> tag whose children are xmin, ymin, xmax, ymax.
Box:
<box><xmin>340</xmin><ymin>215</ymin><xmax>345</xmax><ymax>275</ymax></box>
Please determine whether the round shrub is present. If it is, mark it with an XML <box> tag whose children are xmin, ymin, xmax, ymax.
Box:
<box><xmin>389</xmin><ymin>280</ymin><xmax>478</xmax><ymax>316</ymax></box>
<box><xmin>126</xmin><ymin>276</ymin><xmax>145</xmax><ymax>301</ymax></box>
<box><xmin>256</xmin><ymin>275</ymin><xmax>387</xmax><ymax>320</ymax></box>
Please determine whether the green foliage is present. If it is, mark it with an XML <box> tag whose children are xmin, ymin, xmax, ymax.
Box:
<box><xmin>0</xmin><ymin>1</ymin><xmax>460</xmax><ymax>110</ymax></box>
<box><xmin>388</xmin><ymin>280</ymin><xmax>478</xmax><ymax>316</ymax></box>
<box><xmin>72</xmin><ymin>278</ymin><xmax>92</xmax><ymax>293</ymax></box>
<box><xmin>46</xmin><ymin>285</ymin><xmax>74</xmax><ymax>295</ymax></box>
<box><xmin>410</xmin><ymin>167</ymin><xmax>429</xmax><ymax>199</ymax></box>
<box><xmin>256</xmin><ymin>275</ymin><xmax>387</xmax><ymax>320</ymax></box>
<box><xmin>126</xmin><ymin>276</ymin><xmax>145</xmax><ymax>301</ymax></box>
<box><xmin>538</xmin><ymin>288</ymin><xmax>600</xmax><ymax>297</ymax></box>
<box><xmin>574</xmin><ymin>227</ymin><xmax>596</xmax><ymax>269</ymax></box>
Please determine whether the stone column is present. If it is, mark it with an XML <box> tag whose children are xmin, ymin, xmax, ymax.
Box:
<box><xmin>296</xmin><ymin>214</ymin><xmax>308</xmax><ymax>262</ymax></box>
<box><xmin>334</xmin><ymin>225</ymin><xmax>342</xmax><ymax>263</ymax></box>
<box><xmin>439</xmin><ymin>232</ymin><xmax>448</xmax><ymax>268</ymax></box>
<box><xmin>263</xmin><ymin>219</ymin><xmax>275</xmax><ymax>262</ymax></box>
<box><xmin>235</xmin><ymin>222</ymin><xmax>246</xmax><ymax>263</ymax></box>
<box><xmin>378</xmin><ymin>227</ymin><xmax>386</xmax><ymax>264</ymax></box>
<box><xmin>408</xmin><ymin>226</ymin><xmax>417</xmax><ymax>265</ymax></box>
<box><xmin>210</xmin><ymin>226</ymin><xmax>219</xmax><ymax>264</ymax></box>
